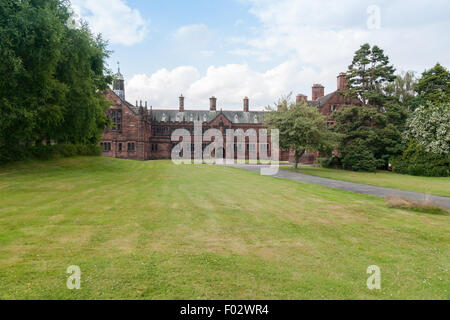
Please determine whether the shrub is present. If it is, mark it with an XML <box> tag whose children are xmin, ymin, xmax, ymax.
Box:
<box><xmin>0</xmin><ymin>143</ymin><xmax>101</xmax><ymax>165</ymax></box>
<box><xmin>54</xmin><ymin>144</ymin><xmax>78</xmax><ymax>158</ymax></box>
<box><xmin>341</xmin><ymin>142</ymin><xmax>379</xmax><ymax>172</ymax></box>
<box><xmin>391</xmin><ymin>142</ymin><xmax>450</xmax><ymax>177</ymax></box>
<box><xmin>319</xmin><ymin>156</ymin><xmax>342</xmax><ymax>169</ymax></box>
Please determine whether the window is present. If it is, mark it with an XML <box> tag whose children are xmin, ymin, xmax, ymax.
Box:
<box><xmin>102</xmin><ymin>142</ymin><xmax>111</xmax><ymax>152</ymax></box>
<box><xmin>118</xmin><ymin>143</ymin><xmax>122</xmax><ymax>152</ymax></box>
<box><xmin>111</xmin><ymin>110</ymin><xmax>122</xmax><ymax>130</ymax></box>
<box><xmin>260</xmin><ymin>144</ymin><xmax>269</xmax><ymax>152</ymax></box>
<box><xmin>128</xmin><ymin>143</ymin><xmax>135</xmax><ymax>152</ymax></box>
<box><xmin>152</xmin><ymin>144</ymin><xmax>158</xmax><ymax>152</ymax></box>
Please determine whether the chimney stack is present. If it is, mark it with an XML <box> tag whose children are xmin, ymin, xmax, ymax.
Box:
<box><xmin>210</xmin><ymin>96</ymin><xmax>217</xmax><ymax>111</ymax></box>
<box><xmin>312</xmin><ymin>84</ymin><xmax>325</xmax><ymax>101</ymax></box>
<box><xmin>243</xmin><ymin>97</ymin><xmax>249</xmax><ymax>112</ymax></box>
<box><xmin>179</xmin><ymin>95</ymin><xmax>185</xmax><ymax>112</ymax></box>
<box><xmin>296</xmin><ymin>94</ymin><xmax>307</xmax><ymax>104</ymax></box>
<box><xmin>337</xmin><ymin>72</ymin><xmax>348</xmax><ymax>91</ymax></box>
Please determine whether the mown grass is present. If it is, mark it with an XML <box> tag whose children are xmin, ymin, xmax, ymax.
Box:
<box><xmin>0</xmin><ymin>157</ymin><xmax>449</xmax><ymax>300</ymax></box>
<box><xmin>284</xmin><ymin>166</ymin><xmax>450</xmax><ymax>197</ymax></box>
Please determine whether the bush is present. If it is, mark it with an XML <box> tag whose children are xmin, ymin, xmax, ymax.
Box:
<box><xmin>0</xmin><ymin>143</ymin><xmax>102</xmax><ymax>165</ymax></box>
<box><xmin>319</xmin><ymin>156</ymin><xmax>342</xmax><ymax>169</ymax></box>
<box><xmin>54</xmin><ymin>144</ymin><xmax>78</xmax><ymax>157</ymax></box>
<box><xmin>407</xmin><ymin>164</ymin><xmax>425</xmax><ymax>176</ymax></box>
<box><xmin>341</xmin><ymin>142</ymin><xmax>380</xmax><ymax>172</ymax></box>
<box><xmin>391</xmin><ymin>142</ymin><xmax>450</xmax><ymax>177</ymax></box>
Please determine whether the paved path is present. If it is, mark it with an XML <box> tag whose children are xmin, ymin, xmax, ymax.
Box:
<box><xmin>223</xmin><ymin>164</ymin><xmax>450</xmax><ymax>210</ymax></box>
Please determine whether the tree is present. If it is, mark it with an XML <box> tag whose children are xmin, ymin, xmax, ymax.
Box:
<box><xmin>404</xmin><ymin>102</ymin><xmax>450</xmax><ymax>156</ymax></box>
<box><xmin>415</xmin><ymin>63</ymin><xmax>450</xmax><ymax>104</ymax></box>
<box><xmin>385</xmin><ymin>71</ymin><xmax>418</xmax><ymax>110</ymax></box>
<box><xmin>265</xmin><ymin>96</ymin><xmax>337</xmax><ymax>169</ymax></box>
<box><xmin>346</xmin><ymin>43</ymin><xmax>396</xmax><ymax>108</ymax></box>
<box><xmin>0</xmin><ymin>0</ymin><xmax>112</xmax><ymax>153</ymax></box>
<box><xmin>332</xmin><ymin>105</ymin><xmax>406</xmax><ymax>171</ymax></box>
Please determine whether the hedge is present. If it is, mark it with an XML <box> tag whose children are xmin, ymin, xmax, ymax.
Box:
<box><xmin>0</xmin><ymin>144</ymin><xmax>102</xmax><ymax>165</ymax></box>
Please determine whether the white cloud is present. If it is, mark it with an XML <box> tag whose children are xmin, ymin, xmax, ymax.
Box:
<box><xmin>126</xmin><ymin>66</ymin><xmax>201</xmax><ymax>107</ymax></box>
<box><xmin>243</xmin><ymin>0</ymin><xmax>450</xmax><ymax>73</ymax></box>
<box><xmin>222</xmin><ymin>0</ymin><xmax>450</xmax><ymax>98</ymax></box>
<box><xmin>125</xmin><ymin>62</ymin><xmax>333</xmax><ymax>110</ymax></box>
<box><xmin>124</xmin><ymin>0</ymin><xmax>450</xmax><ymax>109</ymax></box>
<box><xmin>70</xmin><ymin>0</ymin><xmax>148</xmax><ymax>46</ymax></box>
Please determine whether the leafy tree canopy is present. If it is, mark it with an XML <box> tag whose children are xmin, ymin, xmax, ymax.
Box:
<box><xmin>0</xmin><ymin>0</ymin><xmax>113</xmax><ymax>150</ymax></box>
<box><xmin>265</xmin><ymin>96</ymin><xmax>337</xmax><ymax>168</ymax></box>
<box><xmin>404</xmin><ymin>102</ymin><xmax>450</xmax><ymax>156</ymax></box>
<box><xmin>415</xmin><ymin>63</ymin><xmax>450</xmax><ymax>104</ymax></box>
<box><xmin>332</xmin><ymin>105</ymin><xmax>406</xmax><ymax>171</ymax></box>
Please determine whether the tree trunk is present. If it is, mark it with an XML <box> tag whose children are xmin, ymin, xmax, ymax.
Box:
<box><xmin>294</xmin><ymin>149</ymin><xmax>306</xmax><ymax>169</ymax></box>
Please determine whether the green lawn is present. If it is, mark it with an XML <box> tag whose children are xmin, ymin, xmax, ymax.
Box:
<box><xmin>0</xmin><ymin>157</ymin><xmax>449</xmax><ymax>300</ymax></box>
<box><xmin>283</xmin><ymin>166</ymin><xmax>450</xmax><ymax>197</ymax></box>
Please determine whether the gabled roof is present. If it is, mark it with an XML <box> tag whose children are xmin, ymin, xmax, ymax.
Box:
<box><xmin>106</xmin><ymin>90</ymin><xmax>267</xmax><ymax>124</ymax></box>
<box><xmin>308</xmin><ymin>91</ymin><xmax>336</xmax><ymax>107</ymax></box>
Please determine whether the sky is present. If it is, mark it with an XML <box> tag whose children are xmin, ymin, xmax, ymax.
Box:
<box><xmin>71</xmin><ymin>0</ymin><xmax>450</xmax><ymax>110</ymax></box>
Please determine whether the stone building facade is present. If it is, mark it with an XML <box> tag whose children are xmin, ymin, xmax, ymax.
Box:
<box><xmin>101</xmin><ymin>69</ymin><xmax>361</xmax><ymax>163</ymax></box>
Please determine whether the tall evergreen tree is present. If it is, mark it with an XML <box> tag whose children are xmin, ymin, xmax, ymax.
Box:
<box><xmin>415</xmin><ymin>63</ymin><xmax>450</xmax><ymax>105</ymax></box>
<box><xmin>346</xmin><ymin>43</ymin><xmax>396</xmax><ymax>108</ymax></box>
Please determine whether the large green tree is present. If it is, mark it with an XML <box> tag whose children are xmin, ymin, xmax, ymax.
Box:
<box><xmin>333</xmin><ymin>44</ymin><xmax>407</xmax><ymax>172</ymax></box>
<box><xmin>385</xmin><ymin>71</ymin><xmax>418</xmax><ymax>111</ymax></box>
<box><xmin>332</xmin><ymin>105</ymin><xmax>406</xmax><ymax>172</ymax></box>
<box><xmin>346</xmin><ymin>43</ymin><xmax>396</xmax><ymax>108</ymax></box>
<box><xmin>265</xmin><ymin>97</ymin><xmax>336</xmax><ymax>169</ymax></box>
<box><xmin>0</xmin><ymin>0</ymin><xmax>112</xmax><ymax>152</ymax></box>
<box><xmin>415</xmin><ymin>63</ymin><xmax>450</xmax><ymax>105</ymax></box>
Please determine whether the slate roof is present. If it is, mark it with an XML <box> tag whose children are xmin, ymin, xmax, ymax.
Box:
<box><xmin>150</xmin><ymin>109</ymin><xmax>266</xmax><ymax>124</ymax></box>
<box><xmin>307</xmin><ymin>91</ymin><xmax>335</xmax><ymax>107</ymax></box>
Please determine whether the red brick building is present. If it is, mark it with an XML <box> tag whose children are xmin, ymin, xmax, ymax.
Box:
<box><xmin>101</xmin><ymin>69</ymin><xmax>360</xmax><ymax>163</ymax></box>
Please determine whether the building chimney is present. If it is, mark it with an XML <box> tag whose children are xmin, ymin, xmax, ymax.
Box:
<box><xmin>179</xmin><ymin>95</ymin><xmax>185</xmax><ymax>112</ymax></box>
<box><xmin>296</xmin><ymin>94</ymin><xmax>307</xmax><ymax>104</ymax></box>
<box><xmin>243</xmin><ymin>97</ymin><xmax>249</xmax><ymax>112</ymax></box>
<box><xmin>312</xmin><ymin>84</ymin><xmax>325</xmax><ymax>101</ymax></box>
<box><xmin>210</xmin><ymin>96</ymin><xmax>217</xmax><ymax>111</ymax></box>
<box><xmin>337</xmin><ymin>72</ymin><xmax>348</xmax><ymax>91</ymax></box>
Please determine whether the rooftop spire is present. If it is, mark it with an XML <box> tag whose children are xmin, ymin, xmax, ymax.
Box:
<box><xmin>113</xmin><ymin>61</ymin><xmax>125</xmax><ymax>100</ymax></box>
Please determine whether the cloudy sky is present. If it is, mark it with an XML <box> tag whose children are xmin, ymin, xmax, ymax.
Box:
<box><xmin>71</xmin><ymin>0</ymin><xmax>450</xmax><ymax>110</ymax></box>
